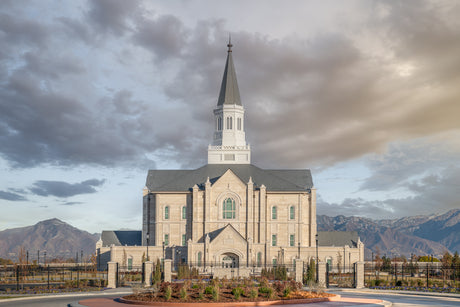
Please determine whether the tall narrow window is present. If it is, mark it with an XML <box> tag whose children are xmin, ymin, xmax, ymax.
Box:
<box><xmin>272</xmin><ymin>258</ymin><xmax>277</xmax><ymax>266</ymax></box>
<box><xmin>272</xmin><ymin>234</ymin><xmax>277</xmax><ymax>246</ymax></box>
<box><xmin>237</xmin><ymin>118</ymin><xmax>242</xmax><ymax>130</ymax></box>
<box><xmin>165</xmin><ymin>206</ymin><xmax>169</xmax><ymax>220</ymax></box>
<box><xmin>217</xmin><ymin>117</ymin><xmax>222</xmax><ymax>131</ymax></box>
<box><xmin>127</xmin><ymin>258</ymin><xmax>133</xmax><ymax>270</ymax></box>
<box><xmin>197</xmin><ymin>252</ymin><xmax>202</xmax><ymax>266</ymax></box>
<box><xmin>222</xmin><ymin>198</ymin><xmax>235</xmax><ymax>219</ymax></box>
<box><xmin>164</xmin><ymin>234</ymin><xmax>169</xmax><ymax>246</ymax></box>
<box><xmin>182</xmin><ymin>234</ymin><xmax>186</xmax><ymax>246</ymax></box>
<box><xmin>226</xmin><ymin>117</ymin><xmax>233</xmax><ymax>129</ymax></box>
<box><xmin>182</xmin><ymin>206</ymin><xmax>186</xmax><ymax>219</ymax></box>
<box><xmin>272</xmin><ymin>206</ymin><xmax>277</xmax><ymax>220</ymax></box>
<box><xmin>290</xmin><ymin>206</ymin><xmax>295</xmax><ymax>220</ymax></box>
<box><xmin>257</xmin><ymin>252</ymin><xmax>262</xmax><ymax>267</ymax></box>
<box><xmin>290</xmin><ymin>234</ymin><xmax>295</xmax><ymax>247</ymax></box>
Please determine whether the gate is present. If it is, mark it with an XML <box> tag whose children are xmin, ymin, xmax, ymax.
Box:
<box><xmin>116</xmin><ymin>265</ymin><xmax>143</xmax><ymax>287</ymax></box>
<box><xmin>327</xmin><ymin>264</ymin><xmax>355</xmax><ymax>288</ymax></box>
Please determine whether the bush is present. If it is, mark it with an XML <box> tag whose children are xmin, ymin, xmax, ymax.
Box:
<box><xmin>204</xmin><ymin>286</ymin><xmax>214</xmax><ymax>294</ymax></box>
<box><xmin>180</xmin><ymin>286</ymin><xmax>187</xmax><ymax>300</ymax></box>
<box><xmin>249</xmin><ymin>287</ymin><xmax>258</xmax><ymax>299</ymax></box>
<box><xmin>232</xmin><ymin>287</ymin><xmax>244</xmax><ymax>300</ymax></box>
<box><xmin>395</xmin><ymin>280</ymin><xmax>402</xmax><ymax>287</ymax></box>
<box><xmin>211</xmin><ymin>286</ymin><xmax>219</xmax><ymax>301</ymax></box>
<box><xmin>164</xmin><ymin>285</ymin><xmax>172</xmax><ymax>301</ymax></box>
<box><xmin>283</xmin><ymin>285</ymin><xmax>291</xmax><ymax>297</ymax></box>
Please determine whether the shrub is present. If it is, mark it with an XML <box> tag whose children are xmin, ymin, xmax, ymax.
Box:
<box><xmin>249</xmin><ymin>287</ymin><xmax>258</xmax><ymax>299</ymax></box>
<box><xmin>211</xmin><ymin>286</ymin><xmax>219</xmax><ymax>301</ymax></box>
<box><xmin>232</xmin><ymin>287</ymin><xmax>244</xmax><ymax>300</ymax></box>
<box><xmin>283</xmin><ymin>285</ymin><xmax>291</xmax><ymax>297</ymax></box>
<box><xmin>395</xmin><ymin>280</ymin><xmax>402</xmax><ymax>287</ymax></box>
<box><xmin>164</xmin><ymin>285</ymin><xmax>172</xmax><ymax>301</ymax></box>
<box><xmin>204</xmin><ymin>286</ymin><xmax>214</xmax><ymax>294</ymax></box>
<box><xmin>180</xmin><ymin>286</ymin><xmax>187</xmax><ymax>300</ymax></box>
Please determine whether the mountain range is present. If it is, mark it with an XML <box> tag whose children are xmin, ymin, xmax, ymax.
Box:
<box><xmin>0</xmin><ymin>218</ymin><xmax>98</xmax><ymax>261</ymax></box>
<box><xmin>1</xmin><ymin>209</ymin><xmax>459</xmax><ymax>260</ymax></box>
<box><xmin>318</xmin><ymin>208</ymin><xmax>460</xmax><ymax>258</ymax></box>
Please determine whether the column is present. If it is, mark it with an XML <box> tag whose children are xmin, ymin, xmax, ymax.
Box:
<box><xmin>355</xmin><ymin>262</ymin><xmax>365</xmax><ymax>288</ymax></box>
<box><xmin>144</xmin><ymin>261</ymin><xmax>153</xmax><ymax>287</ymax></box>
<box><xmin>107</xmin><ymin>261</ymin><xmax>117</xmax><ymax>288</ymax></box>
<box><xmin>318</xmin><ymin>261</ymin><xmax>326</xmax><ymax>287</ymax></box>
<box><xmin>295</xmin><ymin>259</ymin><xmax>304</xmax><ymax>284</ymax></box>
<box><xmin>164</xmin><ymin>259</ymin><xmax>172</xmax><ymax>283</ymax></box>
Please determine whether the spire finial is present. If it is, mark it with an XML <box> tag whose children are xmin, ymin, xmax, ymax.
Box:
<box><xmin>227</xmin><ymin>34</ymin><xmax>232</xmax><ymax>52</ymax></box>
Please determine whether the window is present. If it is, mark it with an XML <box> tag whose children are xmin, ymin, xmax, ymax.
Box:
<box><xmin>182</xmin><ymin>234</ymin><xmax>186</xmax><ymax>246</ymax></box>
<box><xmin>127</xmin><ymin>258</ymin><xmax>133</xmax><ymax>270</ymax></box>
<box><xmin>290</xmin><ymin>206</ymin><xmax>295</xmax><ymax>220</ymax></box>
<box><xmin>222</xmin><ymin>198</ymin><xmax>236</xmax><ymax>219</ymax></box>
<box><xmin>272</xmin><ymin>258</ymin><xmax>277</xmax><ymax>266</ymax></box>
<box><xmin>272</xmin><ymin>234</ymin><xmax>277</xmax><ymax>246</ymax></box>
<box><xmin>257</xmin><ymin>252</ymin><xmax>262</xmax><ymax>267</ymax></box>
<box><xmin>182</xmin><ymin>206</ymin><xmax>186</xmax><ymax>219</ymax></box>
<box><xmin>217</xmin><ymin>117</ymin><xmax>222</xmax><ymax>131</ymax></box>
<box><xmin>165</xmin><ymin>206</ymin><xmax>169</xmax><ymax>220</ymax></box>
<box><xmin>226</xmin><ymin>117</ymin><xmax>233</xmax><ymax>129</ymax></box>
<box><xmin>164</xmin><ymin>234</ymin><xmax>169</xmax><ymax>246</ymax></box>
<box><xmin>290</xmin><ymin>234</ymin><xmax>295</xmax><ymax>247</ymax></box>
<box><xmin>237</xmin><ymin>118</ymin><xmax>242</xmax><ymax>130</ymax></box>
<box><xmin>272</xmin><ymin>206</ymin><xmax>277</xmax><ymax>220</ymax></box>
<box><xmin>197</xmin><ymin>252</ymin><xmax>202</xmax><ymax>266</ymax></box>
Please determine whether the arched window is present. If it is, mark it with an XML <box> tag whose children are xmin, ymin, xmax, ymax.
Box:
<box><xmin>197</xmin><ymin>252</ymin><xmax>202</xmax><ymax>266</ymax></box>
<box><xmin>257</xmin><ymin>252</ymin><xmax>262</xmax><ymax>267</ymax></box>
<box><xmin>226</xmin><ymin>117</ymin><xmax>233</xmax><ymax>129</ymax></box>
<box><xmin>165</xmin><ymin>206</ymin><xmax>169</xmax><ymax>220</ymax></box>
<box><xmin>272</xmin><ymin>206</ymin><xmax>277</xmax><ymax>220</ymax></box>
<box><xmin>217</xmin><ymin>117</ymin><xmax>222</xmax><ymax>131</ymax></box>
<box><xmin>290</xmin><ymin>206</ymin><xmax>295</xmax><ymax>220</ymax></box>
<box><xmin>182</xmin><ymin>206</ymin><xmax>186</xmax><ymax>219</ymax></box>
<box><xmin>222</xmin><ymin>198</ymin><xmax>236</xmax><ymax>219</ymax></box>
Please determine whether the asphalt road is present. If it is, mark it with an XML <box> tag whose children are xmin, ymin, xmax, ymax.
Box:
<box><xmin>329</xmin><ymin>289</ymin><xmax>460</xmax><ymax>307</ymax></box>
<box><xmin>0</xmin><ymin>288</ymin><xmax>132</xmax><ymax>307</ymax></box>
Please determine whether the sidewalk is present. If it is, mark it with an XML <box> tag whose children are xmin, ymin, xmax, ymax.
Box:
<box><xmin>332</xmin><ymin>287</ymin><xmax>460</xmax><ymax>299</ymax></box>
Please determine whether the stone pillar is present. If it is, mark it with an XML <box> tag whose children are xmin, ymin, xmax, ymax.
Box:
<box><xmin>355</xmin><ymin>261</ymin><xmax>365</xmax><ymax>288</ymax></box>
<box><xmin>295</xmin><ymin>259</ymin><xmax>303</xmax><ymax>284</ymax></box>
<box><xmin>107</xmin><ymin>261</ymin><xmax>118</xmax><ymax>288</ymax></box>
<box><xmin>144</xmin><ymin>261</ymin><xmax>153</xmax><ymax>287</ymax></box>
<box><xmin>164</xmin><ymin>259</ymin><xmax>172</xmax><ymax>283</ymax></box>
<box><xmin>317</xmin><ymin>262</ymin><xmax>326</xmax><ymax>287</ymax></box>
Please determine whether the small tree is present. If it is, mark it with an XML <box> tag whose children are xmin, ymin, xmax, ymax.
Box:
<box><xmin>154</xmin><ymin>258</ymin><xmax>162</xmax><ymax>285</ymax></box>
<box><xmin>304</xmin><ymin>258</ymin><xmax>316</xmax><ymax>283</ymax></box>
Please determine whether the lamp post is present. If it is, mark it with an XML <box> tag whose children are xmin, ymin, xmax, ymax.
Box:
<box><xmin>38</xmin><ymin>250</ymin><xmax>40</xmax><ymax>266</ymax></box>
<box><xmin>162</xmin><ymin>241</ymin><xmax>165</xmax><ymax>261</ymax></box>
<box><xmin>315</xmin><ymin>233</ymin><xmax>319</xmax><ymax>283</ymax></box>
<box><xmin>298</xmin><ymin>242</ymin><xmax>300</xmax><ymax>259</ymax></box>
<box><xmin>44</xmin><ymin>251</ymin><xmax>47</xmax><ymax>266</ymax></box>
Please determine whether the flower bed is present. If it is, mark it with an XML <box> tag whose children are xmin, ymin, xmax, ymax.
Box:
<box><xmin>124</xmin><ymin>278</ymin><xmax>335</xmax><ymax>304</ymax></box>
<box><xmin>369</xmin><ymin>285</ymin><xmax>460</xmax><ymax>294</ymax></box>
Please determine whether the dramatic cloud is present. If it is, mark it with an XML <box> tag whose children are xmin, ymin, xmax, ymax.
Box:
<box><xmin>0</xmin><ymin>190</ymin><xmax>27</xmax><ymax>201</ymax></box>
<box><xmin>29</xmin><ymin>179</ymin><xmax>105</xmax><ymax>198</ymax></box>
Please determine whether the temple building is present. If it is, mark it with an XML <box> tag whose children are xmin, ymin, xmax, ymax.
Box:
<box><xmin>97</xmin><ymin>41</ymin><xmax>364</xmax><ymax>276</ymax></box>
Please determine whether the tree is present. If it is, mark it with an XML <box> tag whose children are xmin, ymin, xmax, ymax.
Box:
<box><xmin>154</xmin><ymin>258</ymin><xmax>162</xmax><ymax>285</ymax></box>
<box><xmin>304</xmin><ymin>258</ymin><xmax>316</xmax><ymax>283</ymax></box>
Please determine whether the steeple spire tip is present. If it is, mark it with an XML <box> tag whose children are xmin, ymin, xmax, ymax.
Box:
<box><xmin>227</xmin><ymin>34</ymin><xmax>232</xmax><ymax>52</ymax></box>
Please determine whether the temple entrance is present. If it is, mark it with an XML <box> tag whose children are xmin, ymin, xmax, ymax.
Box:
<box><xmin>221</xmin><ymin>253</ymin><xmax>238</xmax><ymax>268</ymax></box>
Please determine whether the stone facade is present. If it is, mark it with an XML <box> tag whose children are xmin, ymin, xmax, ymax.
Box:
<box><xmin>96</xmin><ymin>42</ymin><xmax>364</xmax><ymax>280</ymax></box>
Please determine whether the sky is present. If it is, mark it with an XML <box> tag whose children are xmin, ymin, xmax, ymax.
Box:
<box><xmin>1</xmin><ymin>0</ymin><xmax>459</xmax><ymax>234</ymax></box>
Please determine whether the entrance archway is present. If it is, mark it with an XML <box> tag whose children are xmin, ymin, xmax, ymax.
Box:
<box><xmin>221</xmin><ymin>253</ymin><xmax>239</xmax><ymax>268</ymax></box>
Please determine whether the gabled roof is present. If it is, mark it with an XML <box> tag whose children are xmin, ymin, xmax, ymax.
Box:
<box><xmin>100</xmin><ymin>230</ymin><xmax>142</xmax><ymax>247</ymax></box>
<box><xmin>217</xmin><ymin>41</ymin><xmax>242</xmax><ymax>106</ymax></box>
<box><xmin>318</xmin><ymin>231</ymin><xmax>359</xmax><ymax>248</ymax></box>
<box><xmin>146</xmin><ymin>164</ymin><xmax>313</xmax><ymax>192</ymax></box>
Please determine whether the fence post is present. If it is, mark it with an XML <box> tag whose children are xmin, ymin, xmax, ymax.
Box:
<box><xmin>355</xmin><ymin>262</ymin><xmax>365</xmax><ymax>289</ymax></box>
<box><xmin>47</xmin><ymin>265</ymin><xmax>50</xmax><ymax>291</ymax></box>
<box><xmin>317</xmin><ymin>261</ymin><xmax>326</xmax><ymax>287</ymax></box>
<box><xmin>164</xmin><ymin>259</ymin><xmax>172</xmax><ymax>283</ymax></box>
<box><xmin>107</xmin><ymin>261</ymin><xmax>118</xmax><ymax>288</ymax></box>
<box><xmin>294</xmin><ymin>259</ymin><xmax>303</xmax><ymax>284</ymax></box>
<box><xmin>326</xmin><ymin>263</ymin><xmax>330</xmax><ymax>288</ymax></box>
<box><xmin>426</xmin><ymin>263</ymin><xmax>429</xmax><ymax>288</ymax></box>
<box><xmin>144</xmin><ymin>261</ymin><xmax>153</xmax><ymax>287</ymax></box>
<box><xmin>16</xmin><ymin>266</ymin><xmax>19</xmax><ymax>291</ymax></box>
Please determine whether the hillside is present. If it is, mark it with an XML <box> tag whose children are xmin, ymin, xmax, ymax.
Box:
<box><xmin>317</xmin><ymin>209</ymin><xmax>460</xmax><ymax>258</ymax></box>
<box><xmin>0</xmin><ymin>218</ymin><xmax>98</xmax><ymax>260</ymax></box>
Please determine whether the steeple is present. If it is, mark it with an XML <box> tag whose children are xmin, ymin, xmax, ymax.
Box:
<box><xmin>217</xmin><ymin>37</ymin><xmax>242</xmax><ymax>106</ymax></box>
<box><xmin>208</xmin><ymin>40</ymin><xmax>251</xmax><ymax>165</ymax></box>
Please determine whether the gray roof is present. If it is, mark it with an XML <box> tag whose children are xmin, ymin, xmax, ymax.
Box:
<box><xmin>146</xmin><ymin>164</ymin><xmax>313</xmax><ymax>192</ymax></box>
<box><xmin>217</xmin><ymin>42</ymin><xmax>242</xmax><ymax>106</ymax></box>
<box><xmin>318</xmin><ymin>231</ymin><xmax>359</xmax><ymax>248</ymax></box>
<box><xmin>100</xmin><ymin>230</ymin><xmax>142</xmax><ymax>247</ymax></box>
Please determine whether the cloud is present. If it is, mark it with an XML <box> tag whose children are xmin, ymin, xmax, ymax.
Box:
<box><xmin>0</xmin><ymin>190</ymin><xmax>27</xmax><ymax>201</ymax></box>
<box><xmin>29</xmin><ymin>179</ymin><xmax>105</xmax><ymax>198</ymax></box>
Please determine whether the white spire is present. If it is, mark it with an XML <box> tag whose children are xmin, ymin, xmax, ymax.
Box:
<box><xmin>208</xmin><ymin>41</ymin><xmax>251</xmax><ymax>164</ymax></box>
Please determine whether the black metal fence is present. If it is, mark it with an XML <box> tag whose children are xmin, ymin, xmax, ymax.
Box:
<box><xmin>0</xmin><ymin>264</ymin><xmax>107</xmax><ymax>293</ymax></box>
<box><xmin>364</xmin><ymin>263</ymin><xmax>460</xmax><ymax>290</ymax></box>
